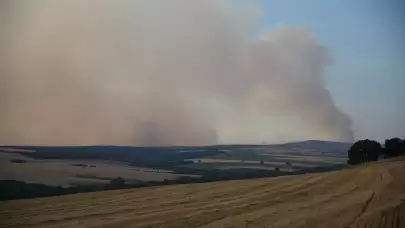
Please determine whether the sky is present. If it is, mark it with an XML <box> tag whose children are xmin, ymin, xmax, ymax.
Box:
<box><xmin>1</xmin><ymin>0</ymin><xmax>404</xmax><ymax>145</ymax></box>
<box><xmin>260</xmin><ymin>0</ymin><xmax>405</xmax><ymax>141</ymax></box>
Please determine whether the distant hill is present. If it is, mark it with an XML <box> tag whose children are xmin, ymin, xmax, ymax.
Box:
<box><xmin>0</xmin><ymin>140</ymin><xmax>352</xmax><ymax>163</ymax></box>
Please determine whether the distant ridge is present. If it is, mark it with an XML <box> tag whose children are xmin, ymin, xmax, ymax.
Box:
<box><xmin>1</xmin><ymin>140</ymin><xmax>353</xmax><ymax>153</ymax></box>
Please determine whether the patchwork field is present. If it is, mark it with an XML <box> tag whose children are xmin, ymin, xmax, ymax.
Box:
<box><xmin>194</xmin><ymin>144</ymin><xmax>348</xmax><ymax>171</ymax></box>
<box><xmin>0</xmin><ymin>152</ymin><xmax>193</xmax><ymax>186</ymax></box>
<box><xmin>0</xmin><ymin>142</ymin><xmax>351</xmax><ymax>187</ymax></box>
<box><xmin>1</xmin><ymin>157</ymin><xmax>403</xmax><ymax>228</ymax></box>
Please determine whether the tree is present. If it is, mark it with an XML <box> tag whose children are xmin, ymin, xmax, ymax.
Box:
<box><xmin>384</xmin><ymin>138</ymin><xmax>404</xmax><ymax>157</ymax></box>
<box><xmin>402</xmin><ymin>138</ymin><xmax>405</xmax><ymax>155</ymax></box>
<box><xmin>108</xmin><ymin>177</ymin><xmax>126</xmax><ymax>189</ymax></box>
<box><xmin>348</xmin><ymin>139</ymin><xmax>382</xmax><ymax>165</ymax></box>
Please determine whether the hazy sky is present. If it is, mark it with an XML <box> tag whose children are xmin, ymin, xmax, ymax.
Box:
<box><xmin>260</xmin><ymin>0</ymin><xmax>405</xmax><ymax>141</ymax></box>
<box><xmin>1</xmin><ymin>0</ymin><xmax>404</xmax><ymax>145</ymax></box>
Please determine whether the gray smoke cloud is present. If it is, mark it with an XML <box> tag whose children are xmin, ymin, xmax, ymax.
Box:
<box><xmin>0</xmin><ymin>0</ymin><xmax>354</xmax><ymax>146</ymax></box>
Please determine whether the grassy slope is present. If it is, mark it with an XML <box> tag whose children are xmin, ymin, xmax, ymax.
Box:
<box><xmin>0</xmin><ymin>157</ymin><xmax>404</xmax><ymax>228</ymax></box>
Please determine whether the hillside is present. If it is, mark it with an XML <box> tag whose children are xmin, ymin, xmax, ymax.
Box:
<box><xmin>0</xmin><ymin>141</ymin><xmax>350</xmax><ymax>188</ymax></box>
<box><xmin>1</xmin><ymin>157</ymin><xmax>404</xmax><ymax>228</ymax></box>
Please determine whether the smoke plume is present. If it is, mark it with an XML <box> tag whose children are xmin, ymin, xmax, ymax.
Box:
<box><xmin>0</xmin><ymin>0</ymin><xmax>354</xmax><ymax>146</ymax></box>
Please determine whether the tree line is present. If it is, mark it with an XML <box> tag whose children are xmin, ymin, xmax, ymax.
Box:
<box><xmin>348</xmin><ymin>137</ymin><xmax>405</xmax><ymax>165</ymax></box>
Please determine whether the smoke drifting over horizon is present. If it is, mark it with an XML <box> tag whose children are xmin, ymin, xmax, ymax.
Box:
<box><xmin>0</xmin><ymin>0</ymin><xmax>354</xmax><ymax>146</ymax></box>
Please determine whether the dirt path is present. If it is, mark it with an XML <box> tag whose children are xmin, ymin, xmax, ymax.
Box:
<box><xmin>1</xmin><ymin>158</ymin><xmax>404</xmax><ymax>228</ymax></box>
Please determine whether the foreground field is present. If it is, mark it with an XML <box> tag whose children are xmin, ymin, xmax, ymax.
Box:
<box><xmin>1</xmin><ymin>158</ymin><xmax>404</xmax><ymax>228</ymax></box>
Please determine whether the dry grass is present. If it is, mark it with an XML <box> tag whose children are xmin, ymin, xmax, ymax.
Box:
<box><xmin>1</xmin><ymin>157</ymin><xmax>404</xmax><ymax>228</ymax></box>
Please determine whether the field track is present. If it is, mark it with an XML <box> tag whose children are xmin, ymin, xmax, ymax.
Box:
<box><xmin>1</xmin><ymin>157</ymin><xmax>404</xmax><ymax>228</ymax></box>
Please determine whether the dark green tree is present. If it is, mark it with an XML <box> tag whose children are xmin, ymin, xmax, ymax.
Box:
<box><xmin>348</xmin><ymin>139</ymin><xmax>382</xmax><ymax>165</ymax></box>
<box><xmin>384</xmin><ymin>138</ymin><xmax>404</xmax><ymax>157</ymax></box>
<box><xmin>108</xmin><ymin>177</ymin><xmax>126</xmax><ymax>189</ymax></box>
<box><xmin>397</xmin><ymin>138</ymin><xmax>404</xmax><ymax>155</ymax></box>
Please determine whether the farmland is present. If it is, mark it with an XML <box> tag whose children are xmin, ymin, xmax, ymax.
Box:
<box><xmin>0</xmin><ymin>141</ymin><xmax>350</xmax><ymax>187</ymax></box>
<box><xmin>1</xmin><ymin>156</ymin><xmax>403</xmax><ymax>228</ymax></box>
<box><xmin>0</xmin><ymin>152</ymin><xmax>192</xmax><ymax>186</ymax></box>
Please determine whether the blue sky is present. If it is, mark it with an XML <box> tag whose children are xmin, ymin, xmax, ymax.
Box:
<box><xmin>260</xmin><ymin>0</ymin><xmax>405</xmax><ymax>141</ymax></box>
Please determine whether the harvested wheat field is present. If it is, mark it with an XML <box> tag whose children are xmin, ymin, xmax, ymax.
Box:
<box><xmin>1</xmin><ymin>157</ymin><xmax>404</xmax><ymax>228</ymax></box>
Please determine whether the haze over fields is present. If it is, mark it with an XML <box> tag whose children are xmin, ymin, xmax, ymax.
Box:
<box><xmin>1</xmin><ymin>2</ymin><xmax>404</xmax><ymax>228</ymax></box>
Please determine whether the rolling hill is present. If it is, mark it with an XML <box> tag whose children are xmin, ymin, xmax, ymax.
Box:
<box><xmin>1</xmin><ymin>157</ymin><xmax>403</xmax><ymax>228</ymax></box>
<box><xmin>0</xmin><ymin>141</ymin><xmax>351</xmax><ymax>188</ymax></box>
